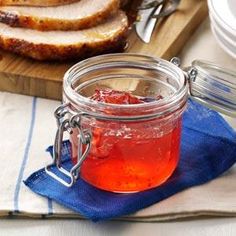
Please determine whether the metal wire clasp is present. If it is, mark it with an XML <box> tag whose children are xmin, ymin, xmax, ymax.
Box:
<box><xmin>45</xmin><ymin>104</ymin><xmax>91</xmax><ymax>187</ymax></box>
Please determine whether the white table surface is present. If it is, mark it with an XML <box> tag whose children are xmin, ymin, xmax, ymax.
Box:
<box><xmin>1</xmin><ymin>18</ymin><xmax>236</xmax><ymax>236</ymax></box>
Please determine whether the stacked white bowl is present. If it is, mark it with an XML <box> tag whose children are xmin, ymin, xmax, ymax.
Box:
<box><xmin>208</xmin><ymin>0</ymin><xmax>236</xmax><ymax>58</ymax></box>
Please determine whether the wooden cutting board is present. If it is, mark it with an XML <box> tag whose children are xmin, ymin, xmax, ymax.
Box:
<box><xmin>0</xmin><ymin>0</ymin><xmax>208</xmax><ymax>100</ymax></box>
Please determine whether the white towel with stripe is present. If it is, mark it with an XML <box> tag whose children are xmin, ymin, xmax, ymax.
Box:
<box><xmin>0</xmin><ymin>92</ymin><xmax>236</xmax><ymax>221</ymax></box>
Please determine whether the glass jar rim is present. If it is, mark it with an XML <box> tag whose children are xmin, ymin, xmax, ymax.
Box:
<box><xmin>63</xmin><ymin>53</ymin><xmax>188</xmax><ymax>119</ymax></box>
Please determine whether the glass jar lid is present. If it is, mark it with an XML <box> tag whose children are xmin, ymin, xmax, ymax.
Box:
<box><xmin>185</xmin><ymin>59</ymin><xmax>236</xmax><ymax>117</ymax></box>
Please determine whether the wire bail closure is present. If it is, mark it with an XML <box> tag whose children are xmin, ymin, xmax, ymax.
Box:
<box><xmin>45</xmin><ymin>104</ymin><xmax>91</xmax><ymax>187</ymax></box>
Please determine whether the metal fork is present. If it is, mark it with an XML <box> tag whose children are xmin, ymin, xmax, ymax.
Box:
<box><xmin>152</xmin><ymin>0</ymin><xmax>181</xmax><ymax>18</ymax></box>
<box><xmin>135</xmin><ymin>0</ymin><xmax>181</xmax><ymax>43</ymax></box>
<box><xmin>138</xmin><ymin>0</ymin><xmax>164</xmax><ymax>10</ymax></box>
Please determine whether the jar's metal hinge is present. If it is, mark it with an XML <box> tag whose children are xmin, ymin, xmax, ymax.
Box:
<box><xmin>170</xmin><ymin>57</ymin><xmax>181</xmax><ymax>67</ymax></box>
<box><xmin>187</xmin><ymin>67</ymin><xmax>198</xmax><ymax>82</ymax></box>
<box><xmin>45</xmin><ymin>104</ymin><xmax>91</xmax><ymax>187</ymax></box>
<box><xmin>170</xmin><ymin>57</ymin><xmax>199</xmax><ymax>96</ymax></box>
<box><xmin>186</xmin><ymin>67</ymin><xmax>198</xmax><ymax>97</ymax></box>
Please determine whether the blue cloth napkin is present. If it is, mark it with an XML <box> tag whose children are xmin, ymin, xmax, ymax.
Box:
<box><xmin>24</xmin><ymin>100</ymin><xmax>236</xmax><ymax>222</ymax></box>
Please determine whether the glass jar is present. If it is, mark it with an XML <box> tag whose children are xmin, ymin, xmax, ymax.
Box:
<box><xmin>45</xmin><ymin>54</ymin><xmax>236</xmax><ymax>192</ymax></box>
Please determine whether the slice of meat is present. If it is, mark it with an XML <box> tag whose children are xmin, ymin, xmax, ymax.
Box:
<box><xmin>120</xmin><ymin>0</ymin><xmax>130</xmax><ymax>7</ymax></box>
<box><xmin>0</xmin><ymin>11</ymin><xmax>128</xmax><ymax>61</ymax></box>
<box><xmin>0</xmin><ymin>0</ymin><xmax>79</xmax><ymax>7</ymax></box>
<box><xmin>0</xmin><ymin>0</ymin><xmax>120</xmax><ymax>31</ymax></box>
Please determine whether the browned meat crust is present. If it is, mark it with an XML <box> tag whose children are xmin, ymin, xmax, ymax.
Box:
<box><xmin>0</xmin><ymin>21</ymin><xmax>128</xmax><ymax>61</ymax></box>
<box><xmin>0</xmin><ymin>0</ymin><xmax>120</xmax><ymax>31</ymax></box>
<box><xmin>0</xmin><ymin>0</ymin><xmax>79</xmax><ymax>7</ymax></box>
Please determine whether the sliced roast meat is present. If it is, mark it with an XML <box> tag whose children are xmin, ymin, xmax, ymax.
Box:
<box><xmin>0</xmin><ymin>11</ymin><xmax>128</xmax><ymax>61</ymax></box>
<box><xmin>0</xmin><ymin>0</ymin><xmax>79</xmax><ymax>7</ymax></box>
<box><xmin>0</xmin><ymin>0</ymin><xmax>120</xmax><ymax>31</ymax></box>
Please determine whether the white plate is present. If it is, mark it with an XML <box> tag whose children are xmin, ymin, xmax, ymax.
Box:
<box><xmin>208</xmin><ymin>0</ymin><xmax>236</xmax><ymax>37</ymax></box>
<box><xmin>209</xmin><ymin>12</ymin><xmax>236</xmax><ymax>42</ymax></box>
<box><xmin>211</xmin><ymin>23</ymin><xmax>236</xmax><ymax>59</ymax></box>
<box><xmin>210</xmin><ymin>13</ymin><xmax>236</xmax><ymax>47</ymax></box>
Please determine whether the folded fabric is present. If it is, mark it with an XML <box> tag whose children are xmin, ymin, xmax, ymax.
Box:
<box><xmin>24</xmin><ymin>100</ymin><xmax>236</xmax><ymax>222</ymax></box>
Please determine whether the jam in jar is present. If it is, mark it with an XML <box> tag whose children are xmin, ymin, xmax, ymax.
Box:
<box><xmin>46</xmin><ymin>54</ymin><xmax>236</xmax><ymax>192</ymax></box>
<box><xmin>63</xmin><ymin>53</ymin><xmax>188</xmax><ymax>193</ymax></box>
<box><xmin>70</xmin><ymin>89</ymin><xmax>182</xmax><ymax>192</ymax></box>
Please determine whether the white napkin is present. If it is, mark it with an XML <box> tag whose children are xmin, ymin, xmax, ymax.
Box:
<box><xmin>0</xmin><ymin>92</ymin><xmax>235</xmax><ymax>221</ymax></box>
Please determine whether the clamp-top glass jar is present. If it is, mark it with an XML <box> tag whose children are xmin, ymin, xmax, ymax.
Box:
<box><xmin>45</xmin><ymin>53</ymin><xmax>236</xmax><ymax>193</ymax></box>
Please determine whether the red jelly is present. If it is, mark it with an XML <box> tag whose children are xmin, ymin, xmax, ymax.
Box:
<box><xmin>71</xmin><ymin>89</ymin><xmax>181</xmax><ymax>192</ymax></box>
<box><xmin>90</xmin><ymin>89</ymin><xmax>145</xmax><ymax>104</ymax></box>
<box><xmin>49</xmin><ymin>53</ymin><xmax>232</xmax><ymax>193</ymax></box>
